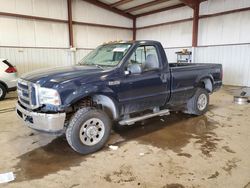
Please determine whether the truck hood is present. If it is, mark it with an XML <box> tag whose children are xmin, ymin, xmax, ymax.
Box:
<box><xmin>21</xmin><ymin>65</ymin><xmax>106</xmax><ymax>86</ymax></box>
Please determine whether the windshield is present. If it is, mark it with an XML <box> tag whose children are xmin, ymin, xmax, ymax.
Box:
<box><xmin>79</xmin><ymin>43</ymin><xmax>131</xmax><ymax>68</ymax></box>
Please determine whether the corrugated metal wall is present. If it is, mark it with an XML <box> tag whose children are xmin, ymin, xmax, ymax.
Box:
<box><xmin>200</xmin><ymin>0</ymin><xmax>250</xmax><ymax>15</ymax></box>
<box><xmin>0</xmin><ymin>0</ymin><xmax>68</xmax><ymax>20</ymax></box>
<box><xmin>137</xmin><ymin>6</ymin><xmax>192</xmax><ymax>63</ymax></box>
<box><xmin>136</xmin><ymin>0</ymin><xmax>250</xmax><ymax>87</ymax></box>
<box><xmin>136</xmin><ymin>6</ymin><xmax>193</xmax><ymax>27</ymax></box>
<box><xmin>74</xmin><ymin>25</ymin><xmax>132</xmax><ymax>49</ymax></box>
<box><xmin>199</xmin><ymin>4</ymin><xmax>250</xmax><ymax>45</ymax></box>
<box><xmin>194</xmin><ymin>44</ymin><xmax>250</xmax><ymax>86</ymax></box>
<box><xmin>72</xmin><ymin>0</ymin><xmax>132</xmax><ymax>28</ymax></box>
<box><xmin>0</xmin><ymin>0</ymin><xmax>69</xmax><ymax>75</ymax></box>
<box><xmin>0</xmin><ymin>0</ymin><xmax>133</xmax><ymax>75</ymax></box>
<box><xmin>0</xmin><ymin>47</ymin><xmax>72</xmax><ymax>74</ymax></box>
<box><xmin>197</xmin><ymin>0</ymin><xmax>250</xmax><ymax>86</ymax></box>
<box><xmin>72</xmin><ymin>0</ymin><xmax>133</xmax><ymax>49</ymax></box>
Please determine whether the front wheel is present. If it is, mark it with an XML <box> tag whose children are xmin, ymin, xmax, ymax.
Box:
<box><xmin>185</xmin><ymin>88</ymin><xmax>209</xmax><ymax>115</ymax></box>
<box><xmin>66</xmin><ymin>107</ymin><xmax>112</xmax><ymax>154</ymax></box>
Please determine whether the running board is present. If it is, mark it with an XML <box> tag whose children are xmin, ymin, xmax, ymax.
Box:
<box><xmin>119</xmin><ymin>109</ymin><xmax>170</xmax><ymax>125</ymax></box>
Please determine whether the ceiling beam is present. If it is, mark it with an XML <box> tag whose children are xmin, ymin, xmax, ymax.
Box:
<box><xmin>124</xmin><ymin>0</ymin><xmax>170</xmax><ymax>13</ymax></box>
<box><xmin>180</xmin><ymin>0</ymin><xmax>206</xmax><ymax>9</ymax></box>
<box><xmin>179</xmin><ymin>0</ymin><xmax>194</xmax><ymax>8</ymax></box>
<box><xmin>82</xmin><ymin>0</ymin><xmax>134</xmax><ymax>19</ymax></box>
<box><xmin>0</xmin><ymin>12</ymin><xmax>67</xmax><ymax>23</ymax></box>
<box><xmin>111</xmin><ymin>0</ymin><xmax>134</xmax><ymax>7</ymax></box>
<box><xmin>135</xmin><ymin>3</ymin><xmax>186</xmax><ymax>17</ymax></box>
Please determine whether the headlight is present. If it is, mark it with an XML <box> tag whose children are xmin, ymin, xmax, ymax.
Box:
<box><xmin>38</xmin><ymin>87</ymin><xmax>61</xmax><ymax>106</ymax></box>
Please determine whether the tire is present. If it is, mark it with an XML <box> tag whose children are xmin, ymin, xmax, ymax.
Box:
<box><xmin>0</xmin><ymin>84</ymin><xmax>7</xmax><ymax>100</ymax></box>
<box><xmin>66</xmin><ymin>107</ymin><xmax>112</xmax><ymax>154</ymax></box>
<box><xmin>185</xmin><ymin>88</ymin><xmax>209</xmax><ymax>116</ymax></box>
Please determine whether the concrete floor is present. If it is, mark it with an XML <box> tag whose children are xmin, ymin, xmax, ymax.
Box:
<box><xmin>0</xmin><ymin>86</ymin><xmax>250</xmax><ymax>188</ymax></box>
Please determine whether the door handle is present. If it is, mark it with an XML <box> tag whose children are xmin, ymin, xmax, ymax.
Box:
<box><xmin>160</xmin><ymin>74</ymin><xmax>168</xmax><ymax>83</ymax></box>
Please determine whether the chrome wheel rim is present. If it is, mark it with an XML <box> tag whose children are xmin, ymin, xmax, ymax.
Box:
<box><xmin>0</xmin><ymin>88</ymin><xmax>3</xmax><ymax>97</ymax></box>
<box><xmin>197</xmin><ymin>94</ymin><xmax>207</xmax><ymax>111</ymax></box>
<box><xmin>79</xmin><ymin>118</ymin><xmax>105</xmax><ymax>146</ymax></box>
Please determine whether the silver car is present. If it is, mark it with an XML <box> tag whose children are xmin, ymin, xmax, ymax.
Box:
<box><xmin>0</xmin><ymin>59</ymin><xmax>18</xmax><ymax>100</ymax></box>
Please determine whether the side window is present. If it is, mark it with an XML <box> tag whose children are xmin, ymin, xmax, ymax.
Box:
<box><xmin>129</xmin><ymin>46</ymin><xmax>145</xmax><ymax>65</ymax></box>
<box><xmin>144</xmin><ymin>46</ymin><xmax>160</xmax><ymax>70</ymax></box>
<box><xmin>126</xmin><ymin>45</ymin><xmax>160</xmax><ymax>74</ymax></box>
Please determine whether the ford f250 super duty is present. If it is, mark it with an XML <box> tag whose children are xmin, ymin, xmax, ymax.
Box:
<box><xmin>16</xmin><ymin>40</ymin><xmax>222</xmax><ymax>154</ymax></box>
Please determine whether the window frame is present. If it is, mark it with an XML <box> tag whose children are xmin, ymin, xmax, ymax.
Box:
<box><xmin>124</xmin><ymin>44</ymin><xmax>161</xmax><ymax>74</ymax></box>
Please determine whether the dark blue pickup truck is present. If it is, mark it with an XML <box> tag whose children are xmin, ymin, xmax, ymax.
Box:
<box><xmin>16</xmin><ymin>40</ymin><xmax>222</xmax><ymax>154</ymax></box>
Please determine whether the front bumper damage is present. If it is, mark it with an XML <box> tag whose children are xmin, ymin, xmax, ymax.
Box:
<box><xmin>16</xmin><ymin>102</ymin><xmax>66</xmax><ymax>133</ymax></box>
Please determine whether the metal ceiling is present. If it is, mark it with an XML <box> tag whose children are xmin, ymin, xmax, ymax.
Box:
<box><xmin>81</xmin><ymin>0</ymin><xmax>201</xmax><ymax>45</ymax></box>
<box><xmin>100</xmin><ymin>0</ymin><xmax>184</xmax><ymax>16</ymax></box>
<box><xmin>83</xmin><ymin>0</ymin><xmax>195</xmax><ymax>18</ymax></box>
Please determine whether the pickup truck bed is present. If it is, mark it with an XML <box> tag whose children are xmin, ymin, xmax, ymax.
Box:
<box><xmin>169</xmin><ymin>63</ymin><xmax>222</xmax><ymax>106</ymax></box>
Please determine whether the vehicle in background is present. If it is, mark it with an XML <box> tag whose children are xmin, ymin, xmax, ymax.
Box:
<box><xmin>16</xmin><ymin>40</ymin><xmax>223</xmax><ymax>154</ymax></box>
<box><xmin>0</xmin><ymin>59</ymin><xmax>18</xmax><ymax>100</ymax></box>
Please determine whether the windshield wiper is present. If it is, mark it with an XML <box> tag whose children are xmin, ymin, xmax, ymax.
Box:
<box><xmin>94</xmin><ymin>64</ymin><xmax>104</xmax><ymax>70</ymax></box>
<box><xmin>79</xmin><ymin>62</ymin><xmax>104</xmax><ymax>70</ymax></box>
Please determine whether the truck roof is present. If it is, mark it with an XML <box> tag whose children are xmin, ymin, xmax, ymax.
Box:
<box><xmin>103</xmin><ymin>40</ymin><xmax>161</xmax><ymax>45</ymax></box>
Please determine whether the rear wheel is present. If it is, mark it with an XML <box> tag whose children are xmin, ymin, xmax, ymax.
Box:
<box><xmin>184</xmin><ymin>88</ymin><xmax>209</xmax><ymax>115</ymax></box>
<box><xmin>0</xmin><ymin>84</ymin><xmax>7</xmax><ymax>100</ymax></box>
<box><xmin>66</xmin><ymin>107</ymin><xmax>112</xmax><ymax>154</ymax></box>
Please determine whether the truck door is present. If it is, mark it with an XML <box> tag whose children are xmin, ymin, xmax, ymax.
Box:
<box><xmin>120</xmin><ymin>45</ymin><xmax>170</xmax><ymax>114</ymax></box>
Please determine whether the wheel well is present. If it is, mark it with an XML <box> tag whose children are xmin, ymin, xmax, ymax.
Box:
<box><xmin>72</xmin><ymin>95</ymin><xmax>119</xmax><ymax>120</ymax></box>
<box><xmin>0</xmin><ymin>81</ymin><xmax>8</xmax><ymax>90</ymax></box>
<box><xmin>92</xmin><ymin>95</ymin><xmax>119</xmax><ymax>120</ymax></box>
<box><xmin>199</xmin><ymin>78</ymin><xmax>213</xmax><ymax>93</ymax></box>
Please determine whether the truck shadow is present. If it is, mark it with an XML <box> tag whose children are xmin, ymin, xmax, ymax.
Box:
<box><xmin>13</xmin><ymin>136</ymin><xmax>88</xmax><ymax>182</ymax></box>
<box><xmin>13</xmin><ymin>113</ymin><xmax>219</xmax><ymax>182</ymax></box>
<box><xmin>113</xmin><ymin>113</ymin><xmax>219</xmax><ymax>153</ymax></box>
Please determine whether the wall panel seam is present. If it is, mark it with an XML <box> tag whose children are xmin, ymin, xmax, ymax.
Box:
<box><xmin>0</xmin><ymin>12</ymin><xmax>132</xmax><ymax>30</ymax></box>
<box><xmin>137</xmin><ymin>7</ymin><xmax>250</xmax><ymax>29</ymax></box>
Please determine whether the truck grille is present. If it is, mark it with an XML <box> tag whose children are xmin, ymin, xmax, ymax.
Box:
<box><xmin>17</xmin><ymin>79</ymin><xmax>40</xmax><ymax>109</ymax></box>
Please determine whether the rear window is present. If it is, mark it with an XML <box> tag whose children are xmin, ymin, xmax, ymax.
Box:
<box><xmin>2</xmin><ymin>60</ymin><xmax>13</xmax><ymax>67</ymax></box>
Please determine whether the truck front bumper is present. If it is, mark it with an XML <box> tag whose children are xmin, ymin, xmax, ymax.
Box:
<box><xmin>16</xmin><ymin>103</ymin><xmax>66</xmax><ymax>133</ymax></box>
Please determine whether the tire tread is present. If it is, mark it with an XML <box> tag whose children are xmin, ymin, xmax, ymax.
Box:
<box><xmin>66</xmin><ymin>107</ymin><xmax>93</xmax><ymax>153</ymax></box>
<box><xmin>66</xmin><ymin>107</ymin><xmax>111</xmax><ymax>154</ymax></box>
<box><xmin>185</xmin><ymin>88</ymin><xmax>209</xmax><ymax>115</ymax></box>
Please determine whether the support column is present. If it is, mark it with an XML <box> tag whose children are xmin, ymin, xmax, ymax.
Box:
<box><xmin>67</xmin><ymin>0</ymin><xmax>76</xmax><ymax>65</ymax></box>
<box><xmin>191</xmin><ymin>0</ymin><xmax>200</xmax><ymax>63</ymax></box>
<box><xmin>67</xmin><ymin>0</ymin><xmax>74</xmax><ymax>47</ymax></box>
<box><xmin>133</xmin><ymin>18</ymin><xmax>136</xmax><ymax>40</ymax></box>
<box><xmin>192</xmin><ymin>0</ymin><xmax>199</xmax><ymax>47</ymax></box>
